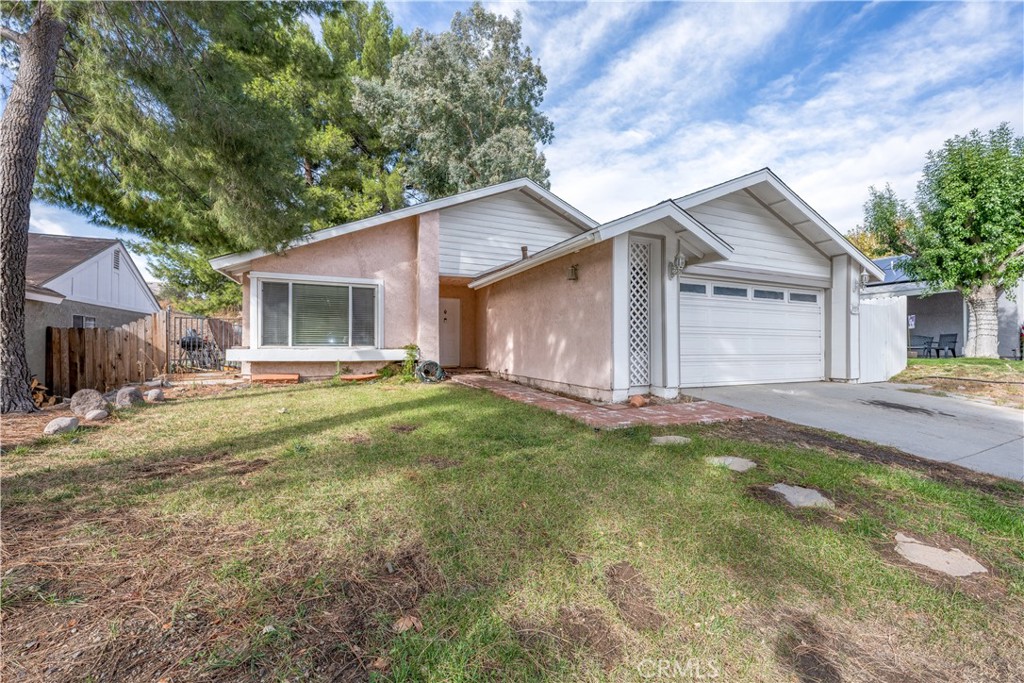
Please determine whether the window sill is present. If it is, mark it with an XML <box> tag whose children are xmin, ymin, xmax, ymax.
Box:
<box><xmin>226</xmin><ymin>347</ymin><xmax>406</xmax><ymax>363</ymax></box>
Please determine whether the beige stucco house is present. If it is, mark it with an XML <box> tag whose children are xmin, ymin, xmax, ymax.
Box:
<box><xmin>211</xmin><ymin>169</ymin><xmax>885</xmax><ymax>402</ymax></box>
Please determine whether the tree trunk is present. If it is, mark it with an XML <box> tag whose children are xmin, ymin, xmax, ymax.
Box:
<box><xmin>0</xmin><ymin>3</ymin><xmax>66</xmax><ymax>413</ymax></box>
<box><xmin>964</xmin><ymin>284</ymin><xmax>1000</xmax><ymax>358</ymax></box>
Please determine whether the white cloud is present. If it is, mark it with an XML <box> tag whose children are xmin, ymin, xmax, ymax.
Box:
<box><xmin>540</xmin><ymin>1</ymin><xmax>1024</xmax><ymax>234</ymax></box>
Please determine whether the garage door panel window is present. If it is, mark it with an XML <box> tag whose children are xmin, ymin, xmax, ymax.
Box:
<box><xmin>790</xmin><ymin>292</ymin><xmax>818</xmax><ymax>303</ymax></box>
<box><xmin>260</xmin><ymin>279</ymin><xmax>379</xmax><ymax>348</ymax></box>
<box><xmin>680</xmin><ymin>283</ymin><xmax>707</xmax><ymax>295</ymax></box>
<box><xmin>713</xmin><ymin>285</ymin><xmax>748</xmax><ymax>298</ymax></box>
<box><xmin>753</xmin><ymin>289</ymin><xmax>784</xmax><ymax>301</ymax></box>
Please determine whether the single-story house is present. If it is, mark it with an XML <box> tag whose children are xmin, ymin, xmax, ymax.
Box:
<box><xmin>211</xmin><ymin>169</ymin><xmax>885</xmax><ymax>402</ymax></box>
<box><xmin>26</xmin><ymin>233</ymin><xmax>160</xmax><ymax>382</ymax></box>
<box><xmin>863</xmin><ymin>256</ymin><xmax>1024</xmax><ymax>359</ymax></box>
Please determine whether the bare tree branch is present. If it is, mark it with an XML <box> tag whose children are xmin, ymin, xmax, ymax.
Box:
<box><xmin>0</xmin><ymin>26</ymin><xmax>26</xmax><ymax>46</ymax></box>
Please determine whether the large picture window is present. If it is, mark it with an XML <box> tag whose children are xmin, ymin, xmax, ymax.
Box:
<box><xmin>260</xmin><ymin>280</ymin><xmax>378</xmax><ymax>347</ymax></box>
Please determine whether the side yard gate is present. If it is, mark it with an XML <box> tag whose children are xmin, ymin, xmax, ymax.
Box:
<box><xmin>858</xmin><ymin>296</ymin><xmax>908</xmax><ymax>383</ymax></box>
<box><xmin>45</xmin><ymin>309</ymin><xmax>241</xmax><ymax>397</ymax></box>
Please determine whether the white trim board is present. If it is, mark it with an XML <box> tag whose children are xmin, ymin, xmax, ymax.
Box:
<box><xmin>227</xmin><ymin>347</ymin><xmax>406</xmax><ymax>363</ymax></box>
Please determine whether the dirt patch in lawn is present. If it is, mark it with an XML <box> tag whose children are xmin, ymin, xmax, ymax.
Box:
<box><xmin>767</xmin><ymin>608</ymin><xmax>945</xmax><ymax>683</ymax></box>
<box><xmin>0</xmin><ymin>404</ymin><xmax>111</xmax><ymax>451</ymax></box>
<box><xmin>604</xmin><ymin>562</ymin><xmax>667</xmax><ymax>632</ymax></box>
<box><xmin>514</xmin><ymin>605</ymin><xmax>625</xmax><ymax>672</ymax></box>
<box><xmin>419</xmin><ymin>455</ymin><xmax>460</xmax><ymax>469</ymax></box>
<box><xmin>712</xmin><ymin>418</ymin><xmax>1022</xmax><ymax>500</ymax></box>
<box><xmin>390</xmin><ymin>423</ymin><xmax>420</xmax><ymax>434</ymax></box>
<box><xmin>1</xmin><ymin>507</ymin><xmax>442</xmax><ymax>682</ymax></box>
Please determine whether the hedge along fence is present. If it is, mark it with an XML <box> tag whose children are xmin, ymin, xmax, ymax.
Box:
<box><xmin>46</xmin><ymin>313</ymin><xmax>169</xmax><ymax>398</ymax></box>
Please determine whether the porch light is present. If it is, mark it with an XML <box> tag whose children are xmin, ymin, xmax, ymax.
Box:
<box><xmin>566</xmin><ymin>264</ymin><xmax>579</xmax><ymax>280</ymax></box>
<box><xmin>668</xmin><ymin>254</ymin><xmax>686</xmax><ymax>279</ymax></box>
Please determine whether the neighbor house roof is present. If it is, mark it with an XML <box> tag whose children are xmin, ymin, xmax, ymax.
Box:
<box><xmin>25</xmin><ymin>233</ymin><xmax>160</xmax><ymax>310</ymax></box>
<box><xmin>868</xmin><ymin>255</ymin><xmax>914</xmax><ymax>285</ymax></box>
<box><xmin>210</xmin><ymin>178</ymin><xmax>598</xmax><ymax>279</ymax></box>
<box><xmin>673</xmin><ymin>168</ymin><xmax>886</xmax><ymax>281</ymax></box>
<box><xmin>27</xmin><ymin>234</ymin><xmax>119</xmax><ymax>288</ymax></box>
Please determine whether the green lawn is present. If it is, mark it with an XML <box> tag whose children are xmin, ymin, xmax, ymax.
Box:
<box><xmin>893</xmin><ymin>357</ymin><xmax>1024</xmax><ymax>407</ymax></box>
<box><xmin>2</xmin><ymin>381</ymin><xmax>1023</xmax><ymax>682</ymax></box>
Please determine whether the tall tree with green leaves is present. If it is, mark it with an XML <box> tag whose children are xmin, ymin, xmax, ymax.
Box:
<box><xmin>860</xmin><ymin>123</ymin><xmax>1024</xmax><ymax>358</ymax></box>
<box><xmin>1</xmin><ymin>1</ymin><xmax>340</xmax><ymax>412</ymax></box>
<box><xmin>355</xmin><ymin>1</ymin><xmax>553</xmax><ymax>199</ymax></box>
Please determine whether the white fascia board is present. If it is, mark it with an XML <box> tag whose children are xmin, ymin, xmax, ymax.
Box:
<box><xmin>596</xmin><ymin>202</ymin><xmax>733</xmax><ymax>259</ymax></box>
<box><xmin>210</xmin><ymin>178</ymin><xmax>597</xmax><ymax>277</ymax></box>
<box><xmin>226</xmin><ymin>347</ymin><xmax>406</xmax><ymax>363</ymax></box>
<box><xmin>675</xmin><ymin>168</ymin><xmax>885</xmax><ymax>282</ymax></box>
<box><xmin>26</xmin><ymin>290</ymin><xmax>65</xmax><ymax>304</ymax></box>
<box><xmin>468</xmin><ymin>231</ymin><xmax>600</xmax><ymax>289</ymax></box>
<box><xmin>862</xmin><ymin>281</ymin><xmax>953</xmax><ymax>298</ymax></box>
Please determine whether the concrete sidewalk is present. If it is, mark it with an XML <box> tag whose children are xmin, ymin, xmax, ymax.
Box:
<box><xmin>687</xmin><ymin>382</ymin><xmax>1024</xmax><ymax>481</ymax></box>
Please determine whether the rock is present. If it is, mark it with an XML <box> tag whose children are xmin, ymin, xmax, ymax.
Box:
<box><xmin>628</xmin><ymin>394</ymin><xmax>649</xmax><ymax>408</ymax></box>
<box><xmin>769</xmin><ymin>483</ymin><xmax>834</xmax><ymax>509</ymax></box>
<box><xmin>69</xmin><ymin>389</ymin><xmax>108</xmax><ymax>417</ymax></box>
<box><xmin>102</xmin><ymin>389</ymin><xmax>118</xmax><ymax>403</ymax></box>
<box><xmin>84</xmin><ymin>409</ymin><xmax>109</xmax><ymax>421</ymax></box>
<box><xmin>114</xmin><ymin>386</ymin><xmax>144</xmax><ymax>408</ymax></box>
<box><xmin>144</xmin><ymin>379</ymin><xmax>165</xmax><ymax>388</ymax></box>
<box><xmin>43</xmin><ymin>417</ymin><xmax>78</xmax><ymax>436</ymax></box>
<box><xmin>706</xmin><ymin>456</ymin><xmax>757</xmax><ymax>472</ymax></box>
<box><xmin>145</xmin><ymin>389</ymin><xmax>164</xmax><ymax>402</ymax></box>
<box><xmin>651</xmin><ymin>435</ymin><xmax>691</xmax><ymax>446</ymax></box>
<box><xmin>893</xmin><ymin>533</ymin><xmax>987</xmax><ymax>577</ymax></box>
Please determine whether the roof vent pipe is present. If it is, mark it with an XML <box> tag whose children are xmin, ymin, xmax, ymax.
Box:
<box><xmin>521</xmin><ymin>245</ymin><xmax>529</xmax><ymax>259</ymax></box>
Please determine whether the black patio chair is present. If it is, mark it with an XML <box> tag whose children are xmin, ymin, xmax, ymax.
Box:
<box><xmin>934</xmin><ymin>333</ymin><xmax>958</xmax><ymax>358</ymax></box>
<box><xmin>908</xmin><ymin>335</ymin><xmax>934</xmax><ymax>358</ymax></box>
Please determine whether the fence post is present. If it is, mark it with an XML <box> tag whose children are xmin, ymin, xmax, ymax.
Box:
<box><xmin>164</xmin><ymin>306</ymin><xmax>172</xmax><ymax>375</ymax></box>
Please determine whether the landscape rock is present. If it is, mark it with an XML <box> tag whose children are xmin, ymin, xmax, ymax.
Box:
<box><xmin>651</xmin><ymin>435</ymin><xmax>691</xmax><ymax>446</ymax></box>
<box><xmin>114</xmin><ymin>386</ymin><xmax>144</xmax><ymax>409</ymax></box>
<box><xmin>628</xmin><ymin>395</ymin><xmax>649</xmax><ymax>408</ymax></box>
<box><xmin>69</xmin><ymin>389</ymin><xmax>108</xmax><ymax>417</ymax></box>
<box><xmin>84</xmin><ymin>409</ymin><xmax>109</xmax><ymax>422</ymax></box>
<box><xmin>43</xmin><ymin>417</ymin><xmax>78</xmax><ymax>436</ymax></box>
<box><xmin>706</xmin><ymin>456</ymin><xmax>757</xmax><ymax>472</ymax></box>
<box><xmin>102</xmin><ymin>390</ymin><xmax>118</xmax><ymax>403</ymax></box>
<box><xmin>769</xmin><ymin>483</ymin><xmax>834</xmax><ymax>509</ymax></box>
<box><xmin>893</xmin><ymin>533</ymin><xmax>987</xmax><ymax>577</ymax></box>
<box><xmin>144</xmin><ymin>379</ymin><xmax>166</xmax><ymax>388</ymax></box>
<box><xmin>145</xmin><ymin>389</ymin><xmax>165</xmax><ymax>402</ymax></box>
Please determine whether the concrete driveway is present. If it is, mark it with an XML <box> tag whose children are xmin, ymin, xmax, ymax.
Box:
<box><xmin>686</xmin><ymin>382</ymin><xmax>1024</xmax><ymax>481</ymax></box>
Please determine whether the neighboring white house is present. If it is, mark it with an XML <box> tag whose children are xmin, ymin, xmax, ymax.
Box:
<box><xmin>863</xmin><ymin>256</ymin><xmax>1024</xmax><ymax>359</ymax></box>
<box><xmin>25</xmin><ymin>233</ymin><xmax>160</xmax><ymax>382</ymax></box>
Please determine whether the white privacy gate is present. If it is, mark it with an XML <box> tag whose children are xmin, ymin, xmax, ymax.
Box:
<box><xmin>858</xmin><ymin>296</ymin><xmax>907</xmax><ymax>383</ymax></box>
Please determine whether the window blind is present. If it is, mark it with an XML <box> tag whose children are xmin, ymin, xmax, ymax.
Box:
<box><xmin>292</xmin><ymin>283</ymin><xmax>349</xmax><ymax>346</ymax></box>
<box><xmin>261</xmin><ymin>282</ymin><xmax>290</xmax><ymax>346</ymax></box>
<box><xmin>351</xmin><ymin>287</ymin><xmax>376</xmax><ymax>346</ymax></box>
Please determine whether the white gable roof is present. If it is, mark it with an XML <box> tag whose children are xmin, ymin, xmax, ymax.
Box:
<box><xmin>210</xmin><ymin>179</ymin><xmax>596</xmax><ymax>279</ymax></box>
<box><xmin>469</xmin><ymin>201</ymin><xmax>733</xmax><ymax>289</ymax></box>
<box><xmin>675</xmin><ymin>168</ymin><xmax>884</xmax><ymax>281</ymax></box>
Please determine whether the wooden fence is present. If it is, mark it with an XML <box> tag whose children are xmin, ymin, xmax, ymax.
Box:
<box><xmin>46</xmin><ymin>313</ymin><xmax>169</xmax><ymax>398</ymax></box>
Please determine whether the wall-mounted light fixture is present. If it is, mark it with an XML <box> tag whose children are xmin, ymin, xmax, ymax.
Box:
<box><xmin>667</xmin><ymin>253</ymin><xmax>686</xmax><ymax>279</ymax></box>
<box><xmin>566</xmin><ymin>264</ymin><xmax>579</xmax><ymax>281</ymax></box>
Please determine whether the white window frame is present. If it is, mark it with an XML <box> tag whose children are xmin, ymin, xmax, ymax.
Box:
<box><xmin>72</xmin><ymin>314</ymin><xmax>97</xmax><ymax>329</ymax></box>
<box><xmin>250</xmin><ymin>272</ymin><xmax>384</xmax><ymax>350</ymax></box>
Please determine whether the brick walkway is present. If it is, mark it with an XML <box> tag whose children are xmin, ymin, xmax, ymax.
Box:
<box><xmin>450</xmin><ymin>374</ymin><xmax>763</xmax><ymax>429</ymax></box>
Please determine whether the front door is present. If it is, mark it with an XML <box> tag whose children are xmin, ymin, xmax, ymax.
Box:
<box><xmin>439</xmin><ymin>298</ymin><xmax>461</xmax><ymax>367</ymax></box>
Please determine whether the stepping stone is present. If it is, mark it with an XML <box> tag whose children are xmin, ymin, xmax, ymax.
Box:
<box><xmin>706</xmin><ymin>456</ymin><xmax>756</xmax><ymax>472</ymax></box>
<box><xmin>651</xmin><ymin>435</ymin><xmax>691</xmax><ymax>446</ymax></box>
<box><xmin>893</xmin><ymin>533</ymin><xmax>987</xmax><ymax>577</ymax></box>
<box><xmin>769</xmin><ymin>483</ymin><xmax>834</xmax><ymax>509</ymax></box>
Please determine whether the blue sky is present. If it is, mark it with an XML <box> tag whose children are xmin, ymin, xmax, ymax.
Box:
<box><xmin>27</xmin><ymin>1</ymin><xmax>1024</xmax><ymax>278</ymax></box>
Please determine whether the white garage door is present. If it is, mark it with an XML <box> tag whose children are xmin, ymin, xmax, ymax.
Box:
<box><xmin>679</xmin><ymin>279</ymin><xmax>824</xmax><ymax>387</ymax></box>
